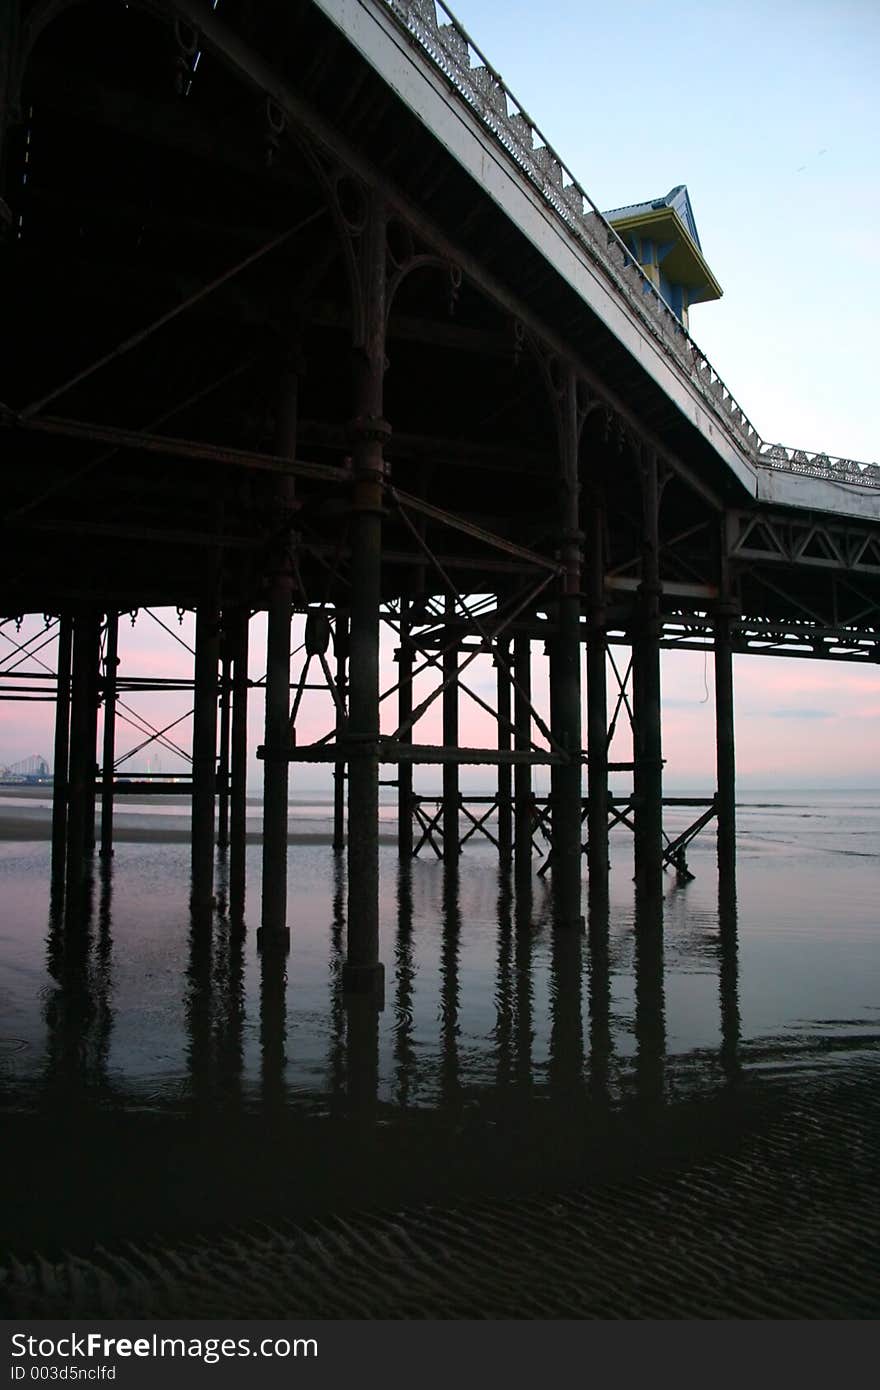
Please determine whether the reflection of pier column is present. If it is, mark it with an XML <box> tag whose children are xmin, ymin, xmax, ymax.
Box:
<box><xmin>185</xmin><ymin>908</ymin><xmax>214</xmax><ymax>1118</ymax></box>
<box><xmin>440</xmin><ymin>861</ymin><xmax>461</xmax><ymax>1110</ymax></box>
<box><xmin>715</xmin><ymin>609</ymin><xmax>736</xmax><ymax>879</ymax></box>
<box><xmin>633</xmin><ymin>448</ymin><xmax>663</xmax><ymax>896</ymax></box>
<box><xmin>393</xmin><ymin>858</ymin><xmax>416</xmax><ymax>1107</ymax></box>
<box><xmin>496</xmin><ymin>639</ymin><xmax>513</xmax><ymax>863</ymax></box>
<box><xmin>549</xmin><ymin>926</ymin><xmax>585</xmax><ymax>1099</ymax></box>
<box><xmin>586</xmin><ymin>491</ymin><xmax>609</xmax><ymax>901</ymax></box>
<box><xmin>228</xmin><ymin>606</ymin><xmax>250</xmax><ymax>918</ymax></box>
<box><xmin>259</xmin><ymin>939</ymin><xmax>287</xmax><ymax>1115</ymax></box>
<box><xmin>494</xmin><ymin>870</ymin><xmax>514</xmax><ymax>1090</ymax></box>
<box><xmin>442</xmin><ymin>595</ymin><xmax>459</xmax><ymax>864</ymax></box>
<box><xmin>65</xmin><ymin>611</ymin><xmax>100</xmax><ymax>911</ymax></box>
<box><xmin>99</xmin><ymin>612</ymin><xmax>118</xmax><ymax>859</ymax></box>
<box><xmin>191</xmin><ymin>603</ymin><xmax>219</xmax><ymax>912</ymax></box>
<box><xmin>718</xmin><ymin>870</ymin><xmax>741</xmax><ymax>1085</ymax></box>
<box><xmin>587</xmin><ymin>895</ymin><xmax>611</xmax><ymax>1107</ymax></box>
<box><xmin>513</xmin><ymin>634</ymin><xmax>532</xmax><ymax>876</ymax></box>
<box><xmin>549</xmin><ymin>368</ymin><xmax>584</xmax><ymax>927</ymax></box>
<box><xmin>333</xmin><ymin>611</ymin><xmax>349</xmax><ymax>853</ymax></box>
<box><xmin>261</xmin><ymin>360</ymin><xmax>298</xmax><ymax>945</ymax></box>
<box><xmin>344</xmin><ymin>191</ymin><xmax>386</xmax><ymax>1000</ymax></box>
<box><xmin>634</xmin><ymin>888</ymin><xmax>665</xmax><ymax>1104</ymax></box>
<box><xmin>514</xmin><ymin>869</ymin><xmax>533</xmax><ymax>1089</ymax></box>
<box><xmin>51</xmin><ymin>615</ymin><xmax>73</xmax><ymax>897</ymax></box>
<box><xmin>396</xmin><ymin>609</ymin><xmax>413</xmax><ymax>858</ymax></box>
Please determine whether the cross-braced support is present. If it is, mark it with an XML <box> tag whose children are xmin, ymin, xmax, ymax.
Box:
<box><xmin>50</xmin><ymin>615</ymin><xmax>73</xmax><ymax>899</ymax></box>
<box><xmin>586</xmin><ymin>489</ymin><xmax>609</xmax><ymax>900</ymax></box>
<box><xmin>228</xmin><ymin>607</ymin><xmax>250</xmax><ymax>917</ymax></box>
<box><xmin>65</xmin><ymin>611</ymin><xmax>100</xmax><ymax>915</ymax></box>
<box><xmin>191</xmin><ymin>602</ymin><xmax>219</xmax><ymax>913</ymax></box>
<box><xmin>99</xmin><ymin>612</ymin><xmax>119</xmax><ymax>859</ymax></box>
<box><xmin>260</xmin><ymin>356</ymin><xmax>298</xmax><ymax>947</ymax></box>
<box><xmin>343</xmin><ymin>189</ymin><xmax>387</xmax><ymax>1002</ymax></box>
<box><xmin>633</xmin><ymin>447</ymin><xmax>663</xmax><ymax>897</ymax></box>
<box><xmin>548</xmin><ymin>367</ymin><xmax>584</xmax><ymax>927</ymax></box>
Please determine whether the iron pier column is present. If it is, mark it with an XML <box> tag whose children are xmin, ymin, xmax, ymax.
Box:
<box><xmin>549</xmin><ymin>368</ymin><xmax>584</xmax><ymax>928</ymax></box>
<box><xmin>191</xmin><ymin>603</ymin><xmax>219</xmax><ymax>912</ymax></box>
<box><xmin>633</xmin><ymin>448</ymin><xmax>663</xmax><ymax>897</ymax></box>
<box><xmin>99</xmin><ymin>611</ymin><xmax>118</xmax><ymax>859</ymax></box>
<box><xmin>343</xmin><ymin>190</ymin><xmax>387</xmax><ymax>1001</ymax></box>
<box><xmin>260</xmin><ymin>358</ymin><xmax>298</xmax><ymax>947</ymax></box>
<box><xmin>586</xmin><ymin>490</ymin><xmax>609</xmax><ymax>901</ymax></box>
<box><xmin>333</xmin><ymin>610</ymin><xmax>349</xmax><ymax>853</ymax></box>
<box><xmin>65</xmin><ymin>611</ymin><xmax>100</xmax><ymax>909</ymax></box>
<box><xmin>513</xmin><ymin>634</ymin><xmax>533</xmax><ymax>878</ymax></box>
<box><xmin>228</xmin><ymin>606</ymin><xmax>250</xmax><ymax>917</ymax></box>
<box><xmin>216</xmin><ymin>626</ymin><xmax>231</xmax><ymax>851</ymax></box>
<box><xmin>442</xmin><ymin>594</ymin><xmax>460</xmax><ymax>863</ymax></box>
<box><xmin>396</xmin><ymin>606</ymin><xmax>413</xmax><ymax>859</ymax></box>
<box><xmin>496</xmin><ymin>637</ymin><xmax>513</xmax><ymax>863</ymax></box>
<box><xmin>715</xmin><ymin>608</ymin><xmax>736</xmax><ymax>877</ymax></box>
<box><xmin>51</xmin><ymin>614</ymin><xmax>73</xmax><ymax>896</ymax></box>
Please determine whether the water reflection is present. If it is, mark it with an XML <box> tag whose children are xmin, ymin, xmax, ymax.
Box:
<box><xmin>718</xmin><ymin>872</ymin><xmax>741</xmax><ymax>1085</ymax></box>
<box><xmin>439</xmin><ymin>861</ymin><xmax>461</xmax><ymax>1111</ymax></box>
<box><xmin>492</xmin><ymin>871</ymin><xmax>514</xmax><ymax>1091</ymax></box>
<box><xmin>587</xmin><ymin>895</ymin><xmax>611</xmax><ymax>1108</ymax></box>
<box><xmin>393</xmin><ymin>858</ymin><xmax>416</xmax><ymax>1108</ymax></box>
<box><xmin>634</xmin><ymin>888</ymin><xmax>666</xmax><ymax>1105</ymax></box>
<box><xmin>43</xmin><ymin>860</ymin><xmax>113</xmax><ymax>1105</ymax></box>
<box><xmin>513</xmin><ymin>867</ymin><xmax>534</xmax><ymax>1092</ymax></box>
<box><xmin>9</xmin><ymin>846</ymin><xmax>784</xmax><ymax>1250</ymax></box>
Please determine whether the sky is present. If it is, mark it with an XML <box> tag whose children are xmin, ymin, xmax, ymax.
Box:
<box><xmin>2</xmin><ymin>0</ymin><xmax>879</xmax><ymax>791</ymax></box>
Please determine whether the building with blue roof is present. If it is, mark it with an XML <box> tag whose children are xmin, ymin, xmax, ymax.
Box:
<box><xmin>604</xmin><ymin>185</ymin><xmax>722</xmax><ymax>330</ymax></box>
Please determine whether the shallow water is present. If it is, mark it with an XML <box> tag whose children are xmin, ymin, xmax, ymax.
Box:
<box><xmin>1</xmin><ymin>790</ymin><xmax>878</xmax><ymax>1265</ymax></box>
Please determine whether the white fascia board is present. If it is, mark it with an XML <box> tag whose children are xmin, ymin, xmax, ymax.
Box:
<box><xmin>314</xmin><ymin>0</ymin><xmax>758</xmax><ymax>499</ymax></box>
<box><xmin>756</xmin><ymin>468</ymin><xmax>880</xmax><ymax>522</ymax></box>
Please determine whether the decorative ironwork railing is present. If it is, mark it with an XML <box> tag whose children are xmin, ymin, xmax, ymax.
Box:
<box><xmin>383</xmin><ymin>0</ymin><xmax>879</xmax><ymax>489</ymax></box>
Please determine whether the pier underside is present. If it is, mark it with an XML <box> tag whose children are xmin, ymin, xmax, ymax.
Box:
<box><xmin>1</xmin><ymin>0</ymin><xmax>879</xmax><ymax>991</ymax></box>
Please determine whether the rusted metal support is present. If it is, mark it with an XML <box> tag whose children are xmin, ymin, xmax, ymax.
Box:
<box><xmin>50</xmin><ymin>614</ymin><xmax>73</xmax><ymax>897</ymax></box>
<box><xmin>633</xmin><ymin>447</ymin><xmax>663</xmax><ymax>897</ymax></box>
<box><xmin>496</xmin><ymin>636</ymin><xmax>513</xmax><ymax>862</ymax></box>
<box><xmin>0</xmin><ymin>0</ymin><xmax>17</xmax><ymax>213</ymax></box>
<box><xmin>586</xmin><ymin>489</ymin><xmax>609</xmax><ymax>900</ymax></box>
<box><xmin>191</xmin><ymin>603</ymin><xmax>219</xmax><ymax>911</ymax></box>
<box><xmin>343</xmin><ymin>190</ymin><xmax>386</xmax><ymax>1002</ymax></box>
<box><xmin>228</xmin><ymin>606</ymin><xmax>250</xmax><ymax>916</ymax></box>
<box><xmin>99</xmin><ymin>611</ymin><xmax>119</xmax><ymax>858</ymax></box>
<box><xmin>396</xmin><ymin>607</ymin><xmax>413</xmax><ymax>858</ymax></box>
<box><xmin>216</xmin><ymin>629</ymin><xmax>231</xmax><ymax>851</ymax></box>
<box><xmin>715</xmin><ymin>519</ymin><xmax>737</xmax><ymax>880</ymax></box>
<box><xmin>260</xmin><ymin>357</ymin><xmax>298</xmax><ymax>947</ymax></box>
<box><xmin>442</xmin><ymin>594</ymin><xmax>460</xmax><ymax>863</ymax></box>
<box><xmin>549</xmin><ymin>368</ymin><xmax>584</xmax><ymax>928</ymax></box>
<box><xmin>65</xmin><ymin>611</ymin><xmax>100</xmax><ymax>911</ymax></box>
<box><xmin>715</xmin><ymin>614</ymin><xmax>736</xmax><ymax>878</ymax></box>
<box><xmin>513</xmin><ymin>633</ymin><xmax>533</xmax><ymax>876</ymax></box>
<box><xmin>333</xmin><ymin>611</ymin><xmax>349</xmax><ymax>853</ymax></box>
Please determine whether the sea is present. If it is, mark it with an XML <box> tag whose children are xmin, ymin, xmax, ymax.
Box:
<box><xmin>1</xmin><ymin>788</ymin><xmax>878</xmax><ymax>1316</ymax></box>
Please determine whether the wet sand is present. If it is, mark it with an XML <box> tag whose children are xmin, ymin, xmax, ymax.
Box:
<box><xmin>0</xmin><ymin>785</ymin><xmax>398</xmax><ymax>844</ymax></box>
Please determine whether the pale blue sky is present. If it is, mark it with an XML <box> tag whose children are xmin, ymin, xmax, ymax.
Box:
<box><xmin>450</xmin><ymin>0</ymin><xmax>879</xmax><ymax>462</ymax></box>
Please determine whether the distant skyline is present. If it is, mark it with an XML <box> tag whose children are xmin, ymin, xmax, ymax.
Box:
<box><xmin>1</xmin><ymin>0</ymin><xmax>878</xmax><ymax>790</ymax></box>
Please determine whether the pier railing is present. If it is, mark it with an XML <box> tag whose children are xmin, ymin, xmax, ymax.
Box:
<box><xmin>384</xmin><ymin>0</ymin><xmax>879</xmax><ymax>489</ymax></box>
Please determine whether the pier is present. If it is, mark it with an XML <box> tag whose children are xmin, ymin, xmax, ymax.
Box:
<box><xmin>2</xmin><ymin>0</ymin><xmax>879</xmax><ymax>989</ymax></box>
